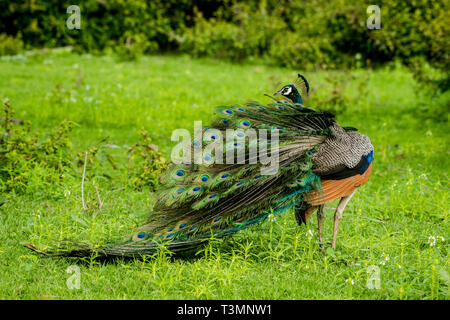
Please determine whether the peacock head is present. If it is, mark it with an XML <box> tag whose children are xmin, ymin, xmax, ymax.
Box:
<box><xmin>274</xmin><ymin>84</ymin><xmax>302</xmax><ymax>104</ymax></box>
<box><xmin>274</xmin><ymin>74</ymin><xmax>310</xmax><ymax>105</ymax></box>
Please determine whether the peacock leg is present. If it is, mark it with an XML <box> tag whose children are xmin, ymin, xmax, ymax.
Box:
<box><xmin>331</xmin><ymin>189</ymin><xmax>357</xmax><ymax>250</ymax></box>
<box><xmin>294</xmin><ymin>204</ymin><xmax>317</xmax><ymax>226</ymax></box>
<box><xmin>317</xmin><ymin>204</ymin><xmax>325</xmax><ymax>245</ymax></box>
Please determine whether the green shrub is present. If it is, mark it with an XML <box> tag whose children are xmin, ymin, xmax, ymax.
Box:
<box><xmin>180</xmin><ymin>0</ymin><xmax>449</xmax><ymax>77</ymax></box>
<box><xmin>182</xmin><ymin>2</ymin><xmax>286</xmax><ymax>62</ymax></box>
<box><xmin>0</xmin><ymin>99</ymin><xmax>73</xmax><ymax>195</ymax></box>
<box><xmin>0</xmin><ymin>33</ymin><xmax>23</xmax><ymax>55</ymax></box>
<box><xmin>0</xmin><ymin>0</ymin><xmax>193</xmax><ymax>54</ymax></box>
<box><xmin>114</xmin><ymin>33</ymin><xmax>153</xmax><ymax>61</ymax></box>
<box><xmin>0</xmin><ymin>0</ymin><xmax>448</xmax><ymax>84</ymax></box>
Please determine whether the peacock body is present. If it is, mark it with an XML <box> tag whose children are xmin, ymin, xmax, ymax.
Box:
<box><xmin>27</xmin><ymin>75</ymin><xmax>373</xmax><ymax>257</ymax></box>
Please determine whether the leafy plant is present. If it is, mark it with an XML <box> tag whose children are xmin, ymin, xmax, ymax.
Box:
<box><xmin>1</xmin><ymin>0</ymin><xmax>448</xmax><ymax>80</ymax></box>
<box><xmin>0</xmin><ymin>99</ymin><xmax>74</xmax><ymax>194</ymax></box>
<box><xmin>0</xmin><ymin>33</ymin><xmax>24</xmax><ymax>56</ymax></box>
<box><xmin>127</xmin><ymin>128</ymin><xmax>167</xmax><ymax>191</ymax></box>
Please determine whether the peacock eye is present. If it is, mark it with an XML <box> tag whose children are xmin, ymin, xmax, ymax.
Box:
<box><xmin>282</xmin><ymin>86</ymin><xmax>292</xmax><ymax>95</ymax></box>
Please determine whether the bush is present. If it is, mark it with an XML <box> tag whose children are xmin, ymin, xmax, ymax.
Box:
<box><xmin>0</xmin><ymin>0</ymin><xmax>194</xmax><ymax>55</ymax></box>
<box><xmin>0</xmin><ymin>99</ymin><xmax>73</xmax><ymax>194</ymax></box>
<box><xmin>0</xmin><ymin>33</ymin><xmax>23</xmax><ymax>55</ymax></box>
<box><xmin>182</xmin><ymin>2</ymin><xmax>286</xmax><ymax>62</ymax></box>
<box><xmin>180</xmin><ymin>0</ymin><xmax>449</xmax><ymax>77</ymax></box>
<box><xmin>0</xmin><ymin>0</ymin><xmax>448</xmax><ymax>80</ymax></box>
<box><xmin>114</xmin><ymin>33</ymin><xmax>153</xmax><ymax>61</ymax></box>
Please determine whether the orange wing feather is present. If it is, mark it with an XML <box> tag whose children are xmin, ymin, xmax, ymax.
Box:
<box><xmin>305</xmin><ymin>163</ymin><xmax>372</xmax><ymax>205</ymax></box>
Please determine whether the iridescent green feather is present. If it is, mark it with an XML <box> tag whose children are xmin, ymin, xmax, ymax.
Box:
<box><xmin>40</xmin><ymin>99</ymin><xmax>337</xmax><ymax>258</ymax></box>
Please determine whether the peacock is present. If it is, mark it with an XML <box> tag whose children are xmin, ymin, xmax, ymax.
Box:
<box><xmin>26</xmin><ymin>74</ymin><xmax>373</xmax><ymax>258</ymax></box>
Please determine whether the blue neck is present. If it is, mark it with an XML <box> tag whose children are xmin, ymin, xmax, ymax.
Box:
<box><xmin>294</xmin><ymin>95</ymin><xmax>303</xmax><ymax>104</ymax></box>
<box><xmin>290</xmin><ymin>86</ymin><xmax>303</xmax><ymax>104</ymax></box>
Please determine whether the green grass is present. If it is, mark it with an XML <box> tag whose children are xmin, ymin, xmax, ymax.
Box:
<box><xmin>0</xmin><ymin>51</ymin><xmax>448</xmax><ymax>299</ymax></box>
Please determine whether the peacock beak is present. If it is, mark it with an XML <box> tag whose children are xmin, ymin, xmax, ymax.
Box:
<box><xmin>274</xmin><ymin>90</ymin><xmax>281</xmax><ymax>96</ymax></box>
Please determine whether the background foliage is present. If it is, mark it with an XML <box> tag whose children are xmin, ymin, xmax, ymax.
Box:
<box><xmin>1</xmin><ymin>0</ymin><xmax>448</xmax><ymax>74</ymax></box>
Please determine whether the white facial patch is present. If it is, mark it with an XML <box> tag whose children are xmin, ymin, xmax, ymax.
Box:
<box><xmin>283</xmin><ymin>86</ymin><xmax>292</xmax><ymax>95</ymax></box>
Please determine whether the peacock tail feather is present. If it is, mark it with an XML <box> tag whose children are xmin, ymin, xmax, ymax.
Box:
<box><xmin>38</xmin><ymin>100</ymin><xmax>338</xmax><ymax>258</ymax></box>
